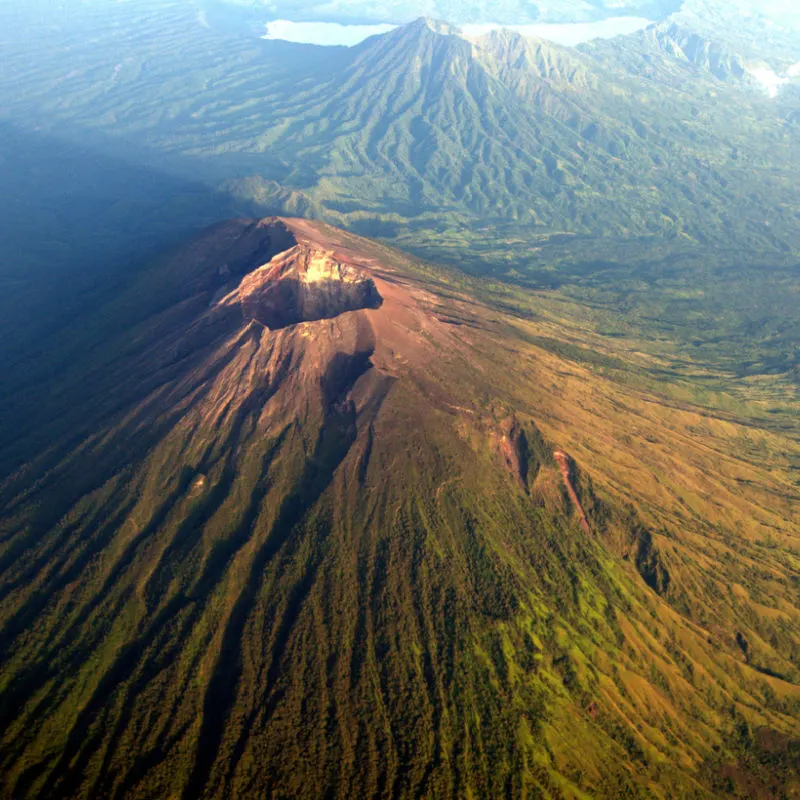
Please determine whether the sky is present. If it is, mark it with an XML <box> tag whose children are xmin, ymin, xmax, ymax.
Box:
<box><xmin>261</xmin><ymin>17</ymin><xmax>658</xmax><ymax>47</ymax></box>
<box><xmin>233</xmin><ymin>0</ymin><xmax>682</xmax><ymax>26</ymax></box>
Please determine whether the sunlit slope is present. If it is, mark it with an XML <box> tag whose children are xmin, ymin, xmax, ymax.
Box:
<box><xmin>0</xmin><ymin>219</ymin><xmax>797</xmax><ymax>799</ymax></box>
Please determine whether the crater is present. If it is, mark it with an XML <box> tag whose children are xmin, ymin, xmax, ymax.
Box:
<box><xmin>238</xmin><ymin>242</ymin><xmax>383</xmax><ymax>329</ymax></box>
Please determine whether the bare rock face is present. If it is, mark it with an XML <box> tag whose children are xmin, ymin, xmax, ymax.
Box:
<box><xmin>499</xmin><ymin>415</ymin><xmax>530</xmax><ymax>489</ymax></box>
<box><xmin>238</xmin><ymin>243</ymin><xmax>383</xmax><ymax>329</ymax></box>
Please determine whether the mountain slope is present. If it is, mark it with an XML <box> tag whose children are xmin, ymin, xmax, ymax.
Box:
<box><xmin>1</xmin><ymin>218</ymin><xmax>798</xmax><ymax>799</ymax></box>
<box><xmin>647</xmin><ymin>22</ymin><xmax>750</xmax><ymax>82</ymax></box>
<box><xmin>581</xmin><ymin>21</ymin><xmax>752</xmax><ymax>85</ymax></box>
<box><xmin>227</xmin><ymin>20</ymin><xmax>800</xmax><ymax>250</ymax></box>
<box><xmin>3</xmin><ymin>7</ymin><xmax>799</xmax><ymax>253</ymax></box>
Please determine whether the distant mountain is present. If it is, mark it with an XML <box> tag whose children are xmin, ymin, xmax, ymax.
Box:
<box><xmin>643</xmin><ymin>22</ymin><xmax>750</xmax><ymax>81</ymax></box>
<box><xmin>670</xmin><ymin>0</ymin><xmax>800</xmax><ymax>63</ymax></box>
<box><xmin>585</xmin><ymin>20</ymin><xmax>800</xmax><ymax>97</ymax></box>
<box><xmin>3</xmin><ymin>6</ymin><xmax>799</xmax><ymax>254</ymax></box>
<box><xmin>1</xmin><ymin>217</ymin><xmax>798</xmax><ymax>798</ymax></box>
<box><xmin>220</xmin><ymin>18</ymin><xmax>800</xmax><ymax>250</ymax></box>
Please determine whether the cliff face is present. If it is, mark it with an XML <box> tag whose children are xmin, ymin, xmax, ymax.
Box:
<box><xmin>237</xmin><ymin>243</ymin><xmax>383</xmax><ymax>329</ymax></box>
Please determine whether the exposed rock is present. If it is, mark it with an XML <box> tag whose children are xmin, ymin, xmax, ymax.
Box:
<box><xmin>647</xmin><ymin>23</ymin><xmax>748</xmax><ymax>83</ymax></box>
<box><xmin>499</xmin><ymin>416</ymin><xmax>530</xmax><ymax>488</ymax></box>
<box><xmin>553</xmin><ymin>449</ymin><xmax>592</xmax><ymax>536</ymax></box>
<box><xmin>238</xmin><ymin>243</ymin><xmax>383</xmax><ymax>329</ymax></box>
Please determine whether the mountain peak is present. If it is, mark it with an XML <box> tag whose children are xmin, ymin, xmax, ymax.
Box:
<box><xmin>234</xmin><ymin>239</ymin><xmax>383</xmax><ymax>330</ymax></box>
<box><xmin>403</xmin><ymin>16</ymin><xmax>461</xmax><ymax>37</ymax></box>
<box><xmin>352</xmin><ymin>15</ymin><xmax>473</xmax><ymax>73</ymax></box>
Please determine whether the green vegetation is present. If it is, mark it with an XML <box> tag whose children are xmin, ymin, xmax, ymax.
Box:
<box><xmin>2</xmin><ymin>2</ymin><xmax>799</xmax><ymax>253</ymax></box>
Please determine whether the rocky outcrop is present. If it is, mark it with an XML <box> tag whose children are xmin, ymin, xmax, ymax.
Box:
<box><xmin>499</xmin><ymin>416</ymin><xmax>531</xmax><ymax>489</ymax></box>
<box><xmin>647</xmin><ymin>23</ymin><xmax>748</xmax><ymax>83</ymax></box>
<box><xmin>553</xmin><ymin>450</ymin><xmax>593</xmax><ymax>536</ymax></box>
<box><xmin>238</xmin><ymin>243</ymin><xmax>383</xmax><ymax>329</ymax></box>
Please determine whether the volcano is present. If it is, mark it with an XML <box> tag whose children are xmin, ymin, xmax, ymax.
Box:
<box><xmin>0</xmin><ymin>218</ymin><xmax>798</xmax><ymax>799</ymax></box>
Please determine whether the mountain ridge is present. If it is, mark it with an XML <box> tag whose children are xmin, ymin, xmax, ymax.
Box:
<box><xmin>227</xmin><ymin>17</ymin><xmax>800</xmax><ymax>250</ymax></box>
